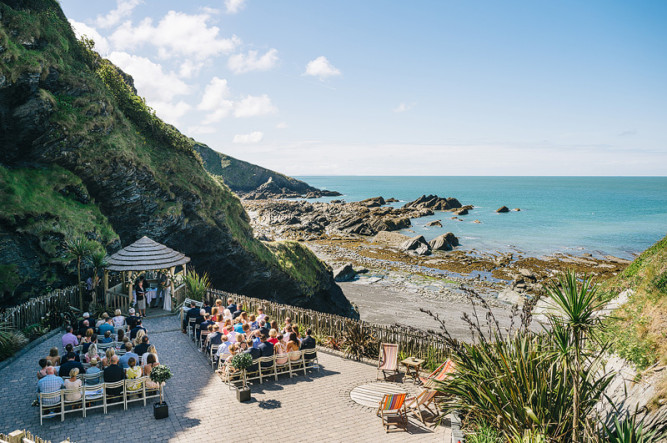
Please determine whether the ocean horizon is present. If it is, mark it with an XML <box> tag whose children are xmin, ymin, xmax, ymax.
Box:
<box><xmin>295</xmin><ymin>176</ymin><xmax>667</xmax><ymax>260</ymax></box>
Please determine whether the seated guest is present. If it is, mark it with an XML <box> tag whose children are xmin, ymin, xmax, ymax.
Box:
<box><xmin>257</xmin><ymin>334</ymin><xmax>274</xmax><ymax>368</ymax></box>
<box><xmin>195</xmin><ymin>309</ymin><xmax>206</xmax><ymax>335</ymax></box>
<box><xmin>126</xmin><ymin>357</ymin><xmax>142</xmax><ymax>392</ymax></box>
<box><xmin>252</xmin><ymin>330</ymin><xmax>261</xmax><ymax>348</ymax></box>
<box><xmin>239</xmin><ymin>312</ymin><xmax>249</xmax><ymax>323</ymax></box>
<box><xmin>202</xmin><ymin>300</ymin><xmax>212</xmax><ymax>314</ymax></box>
<box><xmin>293</xmin><ymin>325</ymin><xmax>302</xmax><ymax>341</ymax></box>
<box><xmin>37</xmin><ymin>366</ymin><xmax>63</xmax><ymax>406</ymax></box>
<box><xmin>267</xmin><ymin>329</ymin><xmax>279</xmax><ymax>345</ymax></box>
<box><xmin>216</xmin><ymin>335</ymin><xmax>231</xmax><ymax>361</ymax></box>
<box><xmin>286</xmin><ymin>333</ymin><xmax>300</xmax><ymax>357</ymax></box>
<box><xmin>214</xmin><ymin>298</ymin><xmax>223</xmax><ymax>311</ymax></box>
<box><xmin>141</xmin><ymin>345</ymin><xmax>159</xmax><ymax>366</ymax></box>
<box><xmin>102</xmin><ymin>348</ymin><xmax>116</xmax><ymax>368</ymax></box>
<box><xmin>206</xmin><ymin>324</ymin><xmax>223</xmax><ymax>353</ymax></box>
<box><xmin>256</xmin><ymin>307</ymin><xmax>266</xmax><ymax>322</ymax></box>
<box><xmin>126</xmin><ymin>308</ymin><xmax>140</xmax><ymax>330</ymax></box>
<box><xmin>226</xmin><ymin>298</ymin><xmax>237</xmax><ymax>314</ymax></box>
<box><xmin>134</xmin><ymin>335</ymin><xmax>150</xmax><ymax>356</ymax></box>
<box><xmin>86</xmin><ymin>358</ymin><xmax>102</xmax><ymax>384</ymax></box>
<box><xmin>232</xmin><ymin>305</ymin><xmax>244</xmax><ymax>320</ymax></box>
<box><xmin>100</xmin><ymin>330</ymin><xmax>113</xmax><ymax>344</ymax></box>
<box><xmin>116</xmin><ymin>329</ymin><xmax>125</xmax><ymax>344</ymax></box>
<box><xmin>182</xmin><ymin>302</ymin><xmax>199</xmax><ymax>333</ymax></box>
<box><xmin>37</xmin><ymin>358</ymin><xmax>49</xmax><ymax>379</ymax></box>
<box><xmin>300</xmin><ymin>328</ymin><xmax>316</xmax><ymax>350</ymax></box>
<box><xmin>96</xmin><ymin>312</ymin><xmax>109</xmax><ymax>329</ymax></box>
<box><xmin>249</xmin><ymin>314</ymin><xmax>259</xmax><ymax>330</ymax></box>
<box><xmin>283</xmin><ymin>317</ymin><xmax>293</xmax><ymax>333</ymax></box>
<box><xmin>103</xmin><ymin>355</ymin><xmax>124</xmax><ymax>398</ymax></box>
<box><xmin>80</xmin><ymin>328</ymin><xmax>94</xmax><ymax>354</ymax></box>
<box><xmin>283</xmin><ymin>325</ymin><xmax>293</xmax><ymax>343</ymax></box>
<box><xmin>198</xmin><ymin>314</ymin><xmax>214</xmax><ymax>340</ymax></box>
<box><xmin>85</xmin><ymin>343</ymin><xmax>98</xmax><ymax>364</ymax></box>
<box><xmin>64</xmin><ymin>368</ymin><xmax>82</xmax><ymax>402</ymax></box>
<box><xmin>46</xmin><ymin>347</ymin><xmax>61</xmax><ymax>367</ymax></box>
<box><xmin>61</xmin><ymin>326</ymin><xmax>78</xmax><ymax>350</ymax></box>
<box><xmin>133</xmin><ymin>329</ymin><xmax>146</xmax><ymax>347</ymax></box>
<box><xmin>130</xmin><ymin>319</ymin><xmax>146</xmax><ymax>340</ymax></box>
<box><xmin>243</xmin><ymin>338</ymin><xmax>261</xmax><ymax>373</ymax></box>
<box><xmin>77</xmin><ymin>312</ymin><xmax>91</xmax><ymax>334</ymax></box>
<box><xmin>61</xmin><ymin>344</ymin><xmax>79</xmax><ymax>364</ymax></box>
<box><xmin>233</xmin><ymin>320</ymin><xmax>244</xmax><ymax>334</ymax></box>
<box><xmin>98</xmin><ymin>317</ymin><xmax>114</xmax><ymax>337</ymax></box>
<box><xmin>274</xmin><ymin>334</ymin><xmax>287</xmax><ymax>355</ymax></box>
<box><xmin>77</xmin><ymin>320</ymin><xmax>91</xmax><ymax>339</ymax></box>
<box><xmin>223</xmin><ymin>309</ymin><xmax>232</xmax><ymax>321</ymax></box>
<box><xmin>59</xmin><ymin>352</ymin><xmax>85</xmax><ymax>377</ymax></box>
<box><xmin>270</xmin><ymin>320</ymin><xmax>279</xmax><ymax>333</ymax></box>
<box><xmin>119</xmin><ymin>343</ymin><xmax>139</xmax><ymax>369</ymax></box>
<box><xmin>112</xmin><ymin>309</ymin><xmax>126</xmax><ymax>331</ymax></box>
<box><xmin>143</xmin><ymin>354</ymin><xmax>160</xmax><ymax>390</ymax></box>
<box><xmin>259</xmin><ymin>320</ymin><xmax>269</xmax><ymax>337</ymax></box>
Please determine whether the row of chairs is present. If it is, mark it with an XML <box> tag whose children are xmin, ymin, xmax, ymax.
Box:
<box><xmin>38</xmin><ymin>377</ymin><xmax>161</xmax><ymax>424</ymax></box>
<box><xmin>218</xmin><ymin>349</ymin><xmax>319</xmax><ymax>387</ymax></box>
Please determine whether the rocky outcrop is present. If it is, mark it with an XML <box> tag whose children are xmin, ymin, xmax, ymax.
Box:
<box><xmin>428</xmin><ymin>232</ymin><xmax>459</xmax><ymax>251</ymax></box>
<box><xmin>401</xmin><ymin>235</ymin><xmax>431</xmax><ymax>256</ymax></box>
<box><xmin>359</xmin><ymin>196</ymin><xmax>385</xmax><ymax>207</ymax></box>
<box><xmin>403</xmin><ymin>195</ymin><xmax>463</xmax><ymax>211</ymax></box>
<box><xmin>333</xmin><ymin>263</ymin><xmax>357</xmax><ymax>282</ymax></box>
<box><xmin>193</xmin><ymin>142</ymin><xmax>340</xmax><ymax>199</ymax></box>
<box><xmin>496</xmin><ymin>206</ymin><xmax>510</xmax><ymax>213</ymax></box>
<box><xmin>425</xmin><ymin>220</ymin><xmax>442</xmax><ymax>227</ymax></box>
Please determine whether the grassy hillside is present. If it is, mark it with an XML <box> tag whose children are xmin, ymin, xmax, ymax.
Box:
<box><xmin>603</xmin><ymin>235</ymin><xmax>667</xmax><ymax>369</ymax></box>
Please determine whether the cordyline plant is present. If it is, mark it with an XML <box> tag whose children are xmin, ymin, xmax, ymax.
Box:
<box><xmin>427</xmin><ymin>272</ymin><xmax>618</xmax><ymax>442</ymax></box>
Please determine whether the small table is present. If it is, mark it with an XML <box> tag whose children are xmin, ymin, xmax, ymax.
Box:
<box><xmin>401</xmin><ymin>357</ymin><xmax>425</xmax><ymax>384</ymax></box>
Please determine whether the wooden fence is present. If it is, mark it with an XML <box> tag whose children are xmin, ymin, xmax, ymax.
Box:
<box><xmin>207</xmin><ymin>289</ymin><xmax>451</xmax><ymax>365</ymax></box>
<box><xmin>0</xmin><ymin>287</ymin><xmax>78</xmax><ymax>332</ymax></box>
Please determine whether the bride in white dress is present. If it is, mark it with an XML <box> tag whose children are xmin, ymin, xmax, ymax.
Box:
<box><xmin>162</xmin><ymin>273</ymin><xmax>172</xmax><ymax>311</ymax></box>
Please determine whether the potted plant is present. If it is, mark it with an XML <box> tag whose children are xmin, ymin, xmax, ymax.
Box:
<box><xmin>230</xmin><ymin>352</ymin><xmax>253</xmax><ymax>402</ymax></box>
<box><xmin>150</xmin><ymin>364</ymin><xmax>173</xmax><ymax>419</ymax></box>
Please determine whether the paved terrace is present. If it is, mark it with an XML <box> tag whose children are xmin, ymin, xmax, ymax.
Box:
<box><xmin>0</xmin><ymin>315</ymin><xmax>450</xmax><ymax>442</ymax></box>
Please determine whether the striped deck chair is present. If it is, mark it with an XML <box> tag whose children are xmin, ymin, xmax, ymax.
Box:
<box><xmin>419</xmin><ymin>359</ymin><xmax>455</xmax><ymax>388</ymax></box>
<box><xmin>376</xmin><ymin>343</ymin><xmax>399</xmax><ymax>380</ymax></box>
<box><xmin>377</xmin><ymin>393</ymin><xmax>408</xmax><ymax>432</ymax></box>
<box><xmin>406</xmin><ymin>389</ymin><xmax>439</xmax><ymax>424</ymax></box>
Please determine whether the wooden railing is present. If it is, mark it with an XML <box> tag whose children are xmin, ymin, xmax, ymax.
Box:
<box><xmin>0</xmin><ymin>287</ymin><xmax>78</xmax><ymax>331</ymax></box>
<box><xmin>0</xmin><ymin>429</ymin><xmax>68</xmax><ymax>443</ymax></box>
<box><xmin>206</xmin><ymin>289</ymin><xmax>451</xmax><ymax>365</ymax></box>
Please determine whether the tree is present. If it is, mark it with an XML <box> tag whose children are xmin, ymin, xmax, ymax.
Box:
<box><xmin>63</xmin><ymin>237</ymin><xmax>96</xmax><ymax>310</ymax></box>
<box><xmin>546</xmin><ymin>271</ymin><xmax>606</xmax><ymax>443</ymax></box>
<box><xmin>87</xmin><ymin>249</ymin><xmax>108</xmax><ymax>302</ymax></box>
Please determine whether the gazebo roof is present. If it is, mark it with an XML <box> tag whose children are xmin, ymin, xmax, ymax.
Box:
<box><xmin>106</xmin><ymin>236</ymin><xmax>190</xmax><ymax>271</ymax></box>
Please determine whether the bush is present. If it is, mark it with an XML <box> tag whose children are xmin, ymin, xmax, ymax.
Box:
<box><xmin>0</xmin><ymin>324</ymin><xmax>29</xmax><ymax>361</ymax></box>
<box><xmin>184</xmin><ymin>270</ymin><xmax>210</xmax><ymax>302</ymax></box>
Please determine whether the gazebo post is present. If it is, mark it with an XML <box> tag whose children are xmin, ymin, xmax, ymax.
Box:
<box><xmin>103</xmin><ymin>269</ymin><xmax>109</xmax><ymax>308</ymax></box>
<box><xmin>169</xmin><ymin>266</ymin><xmax>175</xmax><ymax>311</ymax></box>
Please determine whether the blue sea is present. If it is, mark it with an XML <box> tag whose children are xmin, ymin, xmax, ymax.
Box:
<box><xmin>296</xmin><ymin>176</ymin><xmax>667</xmax><ymax>260</ymax></box>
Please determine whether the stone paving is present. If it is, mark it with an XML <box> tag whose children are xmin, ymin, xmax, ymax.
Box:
<box><xmin>0</xmin><ymin>315</ymin><xmax>450</xmax><ymax>442</ymax></box>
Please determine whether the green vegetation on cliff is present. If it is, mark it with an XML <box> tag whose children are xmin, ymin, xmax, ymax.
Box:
<box><xmin>603</xmin><ymin>235</ymin><xmax>667</xmax><ymax>369</ymax></box>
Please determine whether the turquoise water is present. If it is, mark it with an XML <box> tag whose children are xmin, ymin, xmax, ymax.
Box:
<box><xmin>296</xmin><ymin>176</ymin><xmax>667</xmax><ymax>260</ymax></box>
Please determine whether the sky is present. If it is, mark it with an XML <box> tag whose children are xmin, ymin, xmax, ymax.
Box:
<box><xmin>60</xmin><ymin>0</ymin><xmax>667</xmax><ymax>176</ymax></box>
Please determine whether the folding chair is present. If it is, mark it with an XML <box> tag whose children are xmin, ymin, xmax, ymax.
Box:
<box><xmin>420</xmin><ymin>359</ymin><xmax>455</xmax><ymax>388</ymax></box>
<box><xmin>209</xmin><ymin>345</ymin><xmax>220</xmax><ymax>370</ymax></box>
<box><xmin>125</xmin><ymin>377</ymin><xmax>146</xmax><ymax>407</ymax></box>
<box><xmin>377</xmin><ymin>393</ymin><xmax>408</xmax><ymax>432</ymax></box>
<box><xmin>62</xmin><ymin>386</ymin><xmax>84</xmax><ymax>420</ymax></box>
<box><xmin>274</xmin><ymin>353</ymin><xmax>289</xmax><ymax>379</ymax></box>
<box><xmin>103</xmin><ymin>380</ymin><xmax>126</xmax><ymax>412</ymax></box>
<box><xmin>406</xmin><ymin>389</ymin><xmax>440</xmax><ymax>424</ymax></box>
<box><xmin>302</xmin><ymin>348</ymin><xmax>319</xmax><ymax>373</ymax></box>
<box><xmin>82</xmin><ymin>383</ymin><xmax>105</xmax><ymax>417</ymax></box>
<box><xmin>377</xmin><ymin>343</ymin><xmax>399</xmax><ymax>380</ymax></box>
<box><xmin>39</xmin><ymin>391</ymin><xmax>62</xmax><ymax>425</ymax></box>
<box><xmin>288</xmin><ymin>351</ymin><xmax>306</xmax><ymax>377</ymax></box>
<box><xmin>188</xmin><ymin>317</ymin><xmax>196</xmax><ymax>339</ymax></box>
<box><xmin>258</xmin><ymin>356</ymin><xmax>276</xmax><ymax>383</ymax></box>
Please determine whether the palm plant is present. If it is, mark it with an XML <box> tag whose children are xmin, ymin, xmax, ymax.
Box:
<box><xmin>184</xmin><ymin>269</ymin><xmax>210</xmax><ymax>301</ymax></box>
<box><xmin>63</xmin><ymin>237</ymin><xmax>96</xmax><ymax>310</ymax></box>
<box><xmin>87</xmin><ymin>249</ymin><xmax>108</xmax><ymax>302</ymax></box>
<box><xmin>546</xmin><ymin>271</ymin><xmax>606</xmax><ymax>442</ymax></box>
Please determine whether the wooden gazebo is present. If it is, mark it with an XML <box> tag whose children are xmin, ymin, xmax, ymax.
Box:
<box><xmin>103</xmin><ymin>236</ymin><xmax>190</xmax><ymax>312</ymax></box>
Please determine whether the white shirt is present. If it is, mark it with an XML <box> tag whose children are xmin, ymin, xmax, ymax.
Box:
<box><xmin>112</xmin><ymin>316</ymin><xmax>126</xmax><ymax>330</ymax></box>
<box><xmin>216</xmin><ymin>342</ymin><xmax>231</xmax><ymax>358</ymax></box>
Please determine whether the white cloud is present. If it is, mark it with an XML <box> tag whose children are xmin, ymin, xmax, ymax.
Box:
<box><xmin>178</xmin><ymin>60</ymin><xmax>204</xmax><ymax>78</ymax></box>
<box><xmin>233</xmin><ymin>131</ymin><xmax>264</xmax><ymax>144</ymax></box>
<box><xmin>227</xmin><ymin>49</ymin><xmax>278</xmax><ymax>74</ymax></box>
<box><xmin>108</xmin><ymin>51</ymin><xmax>190</xmax><ymax>103</ymax></box>
<box><xmin>225</xmin><ymin>0</ymin><xmax>247</xmax><ymax>14</ymax></box>
<box><xmin>110</xmin><ymin>11</ymin><xmax>240</xmax><ymax>61</ymax></box>
<box><xmin>198</xmin><ymin>77</ymin><xmax>234</xmax><ymax>123</ymax></box>
<box><xmin>276</xmin><ymin>122</ymin><xmax>288</xmax><ymax>129</ymax></box>
<box><xmin>234</xmin><ymin>94</ymin><xmax>277</xmax><ymax>118</ymax></box>
<box><xmin>393</xmin><ymin>102</ymin><xmax>414</xmax><ymax>113</ymax></box>
<box><xmin>68</xmin><ymin>20</ymin><xmax>110</xmax><ymax>55</ymax></box>
<box><xmin>96</xmin><ymin>0</ymin><xmax>142</xmax><ymax>29</ymax></box>
<box><xmin>304</xmin><ymin>56</ymin><xmax>341</xmax><ymax>80</ymax></box>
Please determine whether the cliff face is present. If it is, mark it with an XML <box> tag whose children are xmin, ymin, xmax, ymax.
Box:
<box><xmin>0</xmin><ymin>0</ymin><xmax>354</xmax><ymax>316</ymax></box>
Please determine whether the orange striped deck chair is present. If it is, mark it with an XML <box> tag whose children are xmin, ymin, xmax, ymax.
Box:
<box><xmin>420</xmin><ymin>359</ymin><xmax>455</xmax><ymax>388</ymax></box>
<box><xmin>377</xmin><ymin>393</ymin><xmax>408</xmax><ymax>432</ymax></box>
<box><xmin>376</xmin><ymin>343</ymin><xmax>399</xmax><ymax>380</ymax></box>
<box><xmin>406</xmin><ymin>389</ymin><xmax>439</xmax><ymax>424</ymax></box>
